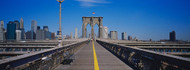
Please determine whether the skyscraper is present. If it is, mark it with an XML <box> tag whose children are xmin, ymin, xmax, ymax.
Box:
<box><xmin>31</xmin><ymin>20</ymin><xmax>37</xmax><ymax>40</ymax></box>
<box><xmin>45</xmin><ymin>31</ymin><xmax>51</xmax><ymax>40</ymax></box>
<box><xmin>1</xmin><ymin>20</ymin><xmax>4</xmax><ymax>29</ymax></box>
<box><xmin>51</xmin><ymin>33</ymin><xmax>56</xmax><ymax>40</ymax></box>
<box><xmin>36</xmin><ymin>26</ymin><xmax>52</xmax><ymax>40</ymax></box>
<box><xmin>20</xmin><ymin>29</ymin><xmax>25</xmax><ymax>40</ymax></box>
<box><xmin>16</xmin><ymin>30</ymin><xmax>21</xmax><ymax>41</ymax></box>
<box><xmin>7</xmin><ymin>21</ymin><xmax>16</xmax><ymax>40</ymax></box>
<box><xmin>74</xmin><ymin>28</ymin><xmax>78</xmax><ymax>39</ymax></box>
<box><xmin>20</xmin><ymin>18</ymin><xmax>24</xmax><ymax>29</ymax></box>
<box><xmin>36</xmin><ymin>29</ymin><xmax>45</xmax><ymax>40</ymax></box>
<box><xmin>122</xmin><ymin>32</ymin><xmax>127</xmax><ymax>40</ymax></box>
<box><xmin>43</xmin><ymin>26</ymin><xmax>51</xmax><ymax>40</ymax></box>
<box><xmin>128</xmin><ymin>36</ymin><xmax>132</xmax><ymax>41</ymax></box>
<box><xmin>170</xmin><ymin>31</ymin><xmax>176</xmax><ymax>41</ymax></box>
<box><xmin>20</xmin><ymin>18</ymin><xmax>25</xmax><ymax>40</ymax></box>
<box><xmin>0</xmin><ymin>28</ymin><xmax>4</xmax><ymax>41</ymax></box>
<box><xmin>37</xmin><ymin>26</ymin><xmax>40</xmax><ymax>30</ymax></box>
<box><xmin>31</xmin><ymin>20</ymin><xmax>37</xmax><ymax>33</ymax></box>
<box><xmin>103</xmin><ymin>26</ymin><xmax>108</xmax><ymax>39</ymax></box>
<box><xmin>25</xmin><ymin>31</ymin><xmax>35</xmax><ymax>40</ymax></box>
<box><xmin>0</xmin><ymin>21</ymin><xmax>5</xmax><ymax>41</ymax></box>
<box><xmin>110</xmin><ymin>31</ymin><xmax>118</xmax><ymax>40</ymax></box>
<box><xmin>43</xmin><ymin>26</ymin><xmax>49</xmax><ymax>31</ymax></box>
<box><xmin>14</xmin><ymin>20</ymin><xmax>20</xmax><ymax>30</ymax></box>
<box><xmin>70</xmin><ymin>32</ymin><xmax>73</xmax><ymax>39</ymax></box>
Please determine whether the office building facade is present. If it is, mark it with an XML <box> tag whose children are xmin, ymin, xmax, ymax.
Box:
<box><xmin>122</xmin><ymin>32</ymin><xmax>127</xmax><ymax>40</ymax></box>
<box><xmin>16</xmin><ymin>30</ymin><xmax>21</xmax><ymax>41</ymax></box>
<box><xmin>26</xmin><ymin>31</ymin><xmax>36</xmax><ymax>40</ymax></box>
<box><xmin>0</xmin><ymin>20</ymin><xmax>5</xmax><ymax>41</ymax></box>
<box><xmin>0</xmin><ymin>28</ymin><xmax>5</xmax><ymax>41</ymax></box>
<box><xmin>20</xmin><ymin>18</ymin><xmax>24</xmax><ymax>29</ymax></box>
<box><xmin>45</xmin><ymin>31</ymin><xmax>51</xmax><ymax>40</ymax></box>
<box><xmin>31</xmin><ymin>20</ymin><xmax>37</xmax><ymax>33</ymax></box>
<box><xmin>1</xmin><ymin>20</ymin><xmax>4</xmax><ymax>29</ymax></box>
<box><xmin>128</xmin><ymin>36</ymin><xmax>132</xmax><ymax>41</ymax></box>
<box><xmin>7</xmin><ymin>22</ymin><xmax>16</xmax><ymax>40</ymax></box>
<box><xmin>170</xmin><ymin>31</ymin><xmax>176</xmax><ymax>41</ymax></box>
<box><xmin>70</xmin><ymin>32</ymin><xmax>73</xmax><ymax>39</ymax></box>
<box><xmin>43</xmin><ymin>26</ymin><xmax>49</xmax><ymax>31</ymax></box>
<box><xmin>103</xmin><ymin>26</ymin><xmax>108</xmax><ymax>39</ymax></box>
<box><xmin>14</xmin><ymin>20</ymin><xmax>20</xmax><ymax>30</ymax></box>
<box><xmin>110</xmin><ymin>31</ymin><xmax>118</xmax><ymax>40</ymax></box>
<box><xmin>37</xmin><ymin>26</ymin><xmax>40</xmax><ymax>30</ymax></box>
<box><xmin>31</xmin><ymin>20</ymin><xmax>37</xmax><ymax>40</ymax></box>
<box><xmin>36</xmin><ymin>29</ymin><xmax>45</xmax><ymax>40</ymax></box>
<box><xmin>51</xmin><ymin>33</ymin><xmax>56</xmax><ymax>40</ymax></box>
<box><xmin>74</xmin><ymin>28</ymin><xmax>78</xmax><ymax>39</ymax></box>
<box><xmin>20</xmin><ymin>18</ymin><xmax>25</xmax><ymax>40</ymax></box>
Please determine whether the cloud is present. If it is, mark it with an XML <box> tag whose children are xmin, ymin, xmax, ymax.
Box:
<box><xmin>76</xmin><ymin>0</ymin><xmax>110</xmax><ymax>7</ymax></box>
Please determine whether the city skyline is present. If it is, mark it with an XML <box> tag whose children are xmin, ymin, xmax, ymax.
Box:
<box><xmin>0</xmin><ymin>0</ymin><xmax>190</xmax><ymax>41</ymax></box>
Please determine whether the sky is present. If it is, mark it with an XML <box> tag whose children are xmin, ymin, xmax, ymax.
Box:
<box><xmin>0</xmin><ymin>0</ymin><xmax>190</xmax><ymax>41</ymax></box>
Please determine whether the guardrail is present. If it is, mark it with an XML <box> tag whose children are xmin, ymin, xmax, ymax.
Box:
<box><xmin>0</xmin><ymin>40</ymin><xmax>88</xmax><ymax>70</ymax></box>
<box><xmin>97</xmin><ymin>40</ymin><xmax>190</xmax><ymax>70</ymax></box>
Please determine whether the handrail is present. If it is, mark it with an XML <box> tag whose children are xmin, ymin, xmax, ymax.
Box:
<box><xmin>0</xmin><ymin>40</ymin><xmax>88</xmax><ymax>70</ymax></box>
<box><xmin>97</xmin><ymin>39</ymin><xmax>190</xmax><ymax>70</ymax></box>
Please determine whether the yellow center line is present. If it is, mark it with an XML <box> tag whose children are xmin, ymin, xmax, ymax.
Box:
<box><xmin>92</xmin><ymin>40</ymin><xmax>99</xmax><ymax>70</ymax></box>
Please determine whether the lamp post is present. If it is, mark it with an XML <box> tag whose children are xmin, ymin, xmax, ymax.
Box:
<box><xmin>57</xmin><ymin>0</ymin><xmax>64</xmax><ymax>40</ymax></box>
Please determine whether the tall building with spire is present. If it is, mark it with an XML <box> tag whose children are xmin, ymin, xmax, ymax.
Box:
<box><xmin>0</xmin><ymin>20</ymin><xmax>5</xmax><ymax>41</ymax></box>
<box><xmin>20</xmin><ymin>18</ymin><xmax>25</xmax><ymax>40</ymax></box>
<box><xmin>20</xmin><ymin>17</ymin><xmax>24</xmax><ymax>29</ymax></box>
<box><xmin>1</xmin><ymin>20</ymin><xmax>4</xmax><ymax>29</ymax></box>
<box><xmin>0</xmin><ymin>29</ymin><xmax>4</xmax><ymax>41</ymax></box>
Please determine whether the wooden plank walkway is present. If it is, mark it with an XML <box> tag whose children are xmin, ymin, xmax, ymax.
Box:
<box><xmin>55</xmin><ymin>41</ymin><xmax>133</xmax><ymax>70</ymax></box>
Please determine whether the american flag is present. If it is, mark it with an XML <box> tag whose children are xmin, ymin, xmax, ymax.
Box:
<box><xmin>92</xmin><ymin>12</ymin><xmax>96</xmax><ymax>14</ymax></box>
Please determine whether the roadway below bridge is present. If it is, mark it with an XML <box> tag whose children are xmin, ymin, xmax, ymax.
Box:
<box><xmin>55</xmin><ymin>41</ymin><xmax>132</xmax><ymax>70</ymax></box>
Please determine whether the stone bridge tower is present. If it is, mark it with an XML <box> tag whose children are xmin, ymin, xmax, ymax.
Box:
<box><xmin>82</xmin><ymin>17</ymin><xmax>103</xmax><ymax>39</ymax></box>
